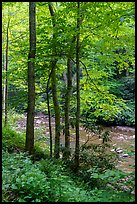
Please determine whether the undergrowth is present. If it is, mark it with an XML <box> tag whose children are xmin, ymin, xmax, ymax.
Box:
<box><xmin>2</xmin><ymin>150</ymin><xmax>135</xmax><ymax>202</ymax></box>
<box><xmin>2</xmin><ymin>111</ymin><xmax>135</xmax><ymax>202</ymax></box>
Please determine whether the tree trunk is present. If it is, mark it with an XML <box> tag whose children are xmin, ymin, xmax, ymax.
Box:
<box><xmin>4</xmin><ymin>17</ymin><xmax>10</xmax><ymax>126</ymax></box>
<box><xmin>26</xmin><ymin>2</ymin><xmax>36</xmax><ymax>154</ymax></box>
<box><xmin>51</xmin><ymin>63</ymin><xmax>60</xmax><ymax>158</ymax></box>
<box><xmin>64</xmin><ymin>4</ymin><xmax>85</xmax><ymax>160</ymax></box>
<box><xmin>46</xmin><ymin>70</ymin><xmax>53</xmax><ymax>158</ymax></box>
<box><xmin>75</xmin><ymin>2</ymin><xmax>80</xmax><ymax>171</ymax></box>
<box><xmin>64</xmin><ymin>58</ymin><xmax>72</xmax><ymax>158</ymax></box>
<box><xmin>2</xmin><ymin>50</ymin><xmax>5</xmax><ymax>117</ymax></box>
<box><xmin>48</xmin><ymin>2</ymin><xmax>60</xmax><ymax>159</ymax></box>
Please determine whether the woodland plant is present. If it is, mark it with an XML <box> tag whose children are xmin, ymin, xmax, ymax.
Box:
<box><xmin>2</xmin><ymin>151</ymin><xmax>50</xmax><ymax>202</ymax></box>
<box><xmin>2</xmin><ymin>139</ymin><xmax>135</xmax><ymax>202</ymax></box>
<box><xmin>78</xmin><ymin>143</ymin><xmax>118</xmax><ymax>188</ymax></box>
<box><xmin>2</xmin><ymin>126</ymin><xmax>25</xmax><ymax>152</ymax></box>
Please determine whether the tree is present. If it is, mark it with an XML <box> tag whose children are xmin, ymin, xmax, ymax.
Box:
<box><xmin>3</xmin><ymin>18</ymin><xmax>10</xmax><ymax>127</ymax></box>
<box><xmin>75</xmin><ymin>2</ymin><xmax>80</xmax><ymax>171</ymax></box>
<box><xmin>46</xmin><ymin>69</ymin><xmax>53</xmax><ymax>158</ymax></box>
<box><xmin>64</xmin><ymin>3</ymin><xmax>85</xmax><ymax>159</ymax></box>
<box><xmin>2</xmin><ymin>2</ymin><xmax>29</xmax><ymax>113</ymax></box>
<box><xmin>25</xmin><ymin>2</ymin><xmax>36</xmax><ymax>154</ymax></box>
<box><xmin>48</xmin><ymin>2</ymin><xmax>61</xmax><ymax>159</ymax></box>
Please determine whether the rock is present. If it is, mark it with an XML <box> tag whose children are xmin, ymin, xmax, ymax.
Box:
<box><xmin>131</xmin><ymin>190</ymin><xmax>135</xmax><ymax>195</ymax></box>
<box><xmin>116</xmin><ymin>149</ymin><xmax>123</xmax><ymax>154</ymax></box>
<box><xmin>118</xmin><ymin>136</ymin><xmax>124</xmax><ymax>140</ymax></box>
<box><xmin>115</xmin><ymin>147</ymin><xmax>123</xmax><ymax>154</ymax></box>
<box><xmin>110</xmin><ymin>149</ymin><xmax>115</xmax><ymax>152</ymax></box>
<box><xmin>121</xmin><ymin>185</ymin><xmax>130</xmax><ymax>191</ymax></box>
<box><xmin>122</xmin><ymin>153</ymin><xmax>128</xmax><ymax>157</ymax></box>
<box><xmin>112</xmin><ymin>144</ymin><xmax>117</xmax><ymax>147</ymax></box>
<box><xmin>79</xmin><ymin>127</ymin><xmax>83</xmax><ymax>130</ymax></box>
<box><xmin>129</xmin><ymin>136</ymin><xmax>135</xmax><ymax>140</ymax></box>
<box><xmin>46</xmin><ymin>132</ymin><xmax>49</xmax><ymax>135</ymax></box>
<box><xmin>36</xmin><ymin>120</ymin><xmax>41</xmax><ymax>124</ymax></box>
<box><xmin>116</xmin><ymin>147</ymin><xmax>122</xmax><ymax>151</ymax></box>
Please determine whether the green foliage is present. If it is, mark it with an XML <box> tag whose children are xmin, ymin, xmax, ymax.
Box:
<box><xmin>2</xmin><ymin>132</ymin><xmax>134</xmax><ymax>202</ymax></box>
<box><xmin>2</xmin><ymin>151</ymin><xmax>50</xmax><ymax>202</ymax></box>
<box><xmin>89</xmin><ymin>169</ymin><xmax>135</xmax><ymax>194</ymax></box>
<box><xmin>2</xmin><ymin>2</ymin><xmax>135</xmax><ymax>201</ymax></box>
<box><xmin>79</xmin><ymin>143</ymin><xmax>118</xmax><ymax>188</ymax></box>
<box><xmin>8</xmin><ymin>85</ymin><xmax>27</xmax><ymax>113</ymax></box>
<box><xmin>80</xmin><ymin>143</ymin><xmax>117</xmax><ymax>171</ymax></box>
<box><xmin>32</xmin><ymin>143</ymin><xmax>50</xmax><ymax>161</ymax></box>
<box><xmin>2</xmin><ymin>126</ymin><xmax>25</xmax><ymax>152</ymax></box>
<box><xmin>108</xmin><ymin>75</ymin><xmax>135</xmax><ymax>126</ymax></box>
<box><xmin>2</xmin><ymin>148</ymin><xmax>134</xmax><ymax>202</ymax></box>
<box><xmin>86</xmin><ymin>188</ymin><xmax>134</xmax><ymax>202</ymax></box>
<box><xmin>5</xmin><ymin>108</ymin><xmax>25</xmax><ymax>127</ymax></box>
<box><xmin>2</xmin><ymin>1</ymin><xmax>135</xmax><ymax>127</ymax></box>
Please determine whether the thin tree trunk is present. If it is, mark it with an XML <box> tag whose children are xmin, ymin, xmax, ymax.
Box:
<box><xmin>51</xmin><ymin>63</ymin><xmax>60</xmax><ymax>158</ymax></box>
<box><xmin>2</xmin><ymin>50</ymin><xmax>5</xmax><ymax>115</ymax></box>
<box><xmin>4</xmin><ymin>18</ymin><xmax>10</xmax><ymax>126</ymax></box>
<box><xmin>64</xmin><ymin>58</ymin><xmax>72</xmax><ymax>158</ymax></box>
<box><xmin>26</xmin><ymin>2</ymin><xmax>36</xmax><ymax>154</ymax></box>
<box><xmin>46</xmin><ymin>70</ymin><xmax>53</xmax><ymax>158</ymax></box>
<box><xmin>64</xmin><ymin>4</ymin><xmax>85</xmax><ymax>159</ymax></box>
<box><xmin>75</xmin><ymin>2</ymin><xmax>80</xmax><ymax>171</ymax></box>
<box><xmin>47</xmin><ymin>90</ymin><xmax>53</xmax><ymax>158</ymax></box>
<box><xmin>48</xmin><ymin>2</ymin><xmax>60</xmax><ymax>159</ymax></box>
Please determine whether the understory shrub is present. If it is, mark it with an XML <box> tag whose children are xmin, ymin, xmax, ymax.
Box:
<box><xmin>2</xmin><ymin>151</ymin><xmax>50</xmax><ymax>202</ymax></box>
<box><xmin>2</xmin><ymin>126</ymin><xmax>25</xmax><ymax>152</ymax></box>
<box><xmin>2</xmin><ymin>150</ymin><xmax>135</xmax><ymax>202</ymax></box>
<box><xmin>78</xmin><ymin>143</ymin><xmax>118</xmax><ymax>188</ymax></box>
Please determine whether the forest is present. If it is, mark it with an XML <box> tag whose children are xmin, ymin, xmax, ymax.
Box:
<box><xmin>2</xmin><ymin>2</ymin><xmax>135</xmax><ymax>202</ymax></box>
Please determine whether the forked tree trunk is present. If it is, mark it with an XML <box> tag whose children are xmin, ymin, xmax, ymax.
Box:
<box><xmin>64</xmin><ymin>4</ymin><xmax>85</xmax><ymax>160</ymax></box>
<box><xmin>48</xmin><ymin>2</ymin><xmax>60</xmax><ymax>159</ymax></box>
<box><xmin>26</xmin><ymin>2</ymin><xmax>36</xmax><ymax>154</ymax></box>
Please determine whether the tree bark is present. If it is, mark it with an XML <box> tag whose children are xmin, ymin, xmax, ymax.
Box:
<box><xmin>64</xmin><ymin>58</ymin><xmax>72</xmax><ymax>158</ymax></box>
<box><xmin>75</xmin><ymin>2</ymin><xmax>80</xmax><ymax>171</ymax></box>
<box><xmin>3</xmin><ymin>17</ymin><xmax>10</xmax><ymax>126</ymax></box>
<box><xmin>46</xmin><ymin>69</ymin><xmax>53</xmax><ymax>158</ymax></box>
<box><xmin>64</xmin><ymin>3</ymin><xmax>85</xmax><ymax>159</ymax></box>
<box><xmin>2</xmin><ymin>50</ymin><xmax>5</xmax><ymax>115</ymax></box>
<box><xmin>48</xmin><ymin>2</ymin><xmax>60</xmax><ymax>159</ymax></box>
<box><xmin>26</xmin><ymin>2</ymin><xmax>36</xmax><ymax>154</ymax></box>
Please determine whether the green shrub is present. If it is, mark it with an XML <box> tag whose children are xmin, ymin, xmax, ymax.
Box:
<box><xmin>78</xmin><ymin>143</ymin><xmax>118</xmax><ymax>188</ymax></box>
<box><xmin>2</xmin><ymin>150</ymin><xmax>135</xmax><ymax>202</ymax></box>
<box><xmin>2</xmin><ymin>151</ymin><xmax>50</xmax><ymax>202</ymax></box>
<box><xmin>32</xmin><ymin>143</ymin><xmax>50</xmax><ymax>161</ymax></box>
<box><xmin>38</xmin><ymin>159</ymin><xmax>93</xmax><ymax>202</ymax></box>
<box><xmin>89</xmin><ymin>169</ymin><xmax>135</xmax><ymax>194</ymax></box>
<box><xmin>2</xmin><ymin>126</ymin><xmax>25</xmax><ymax>152</ymax></box>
